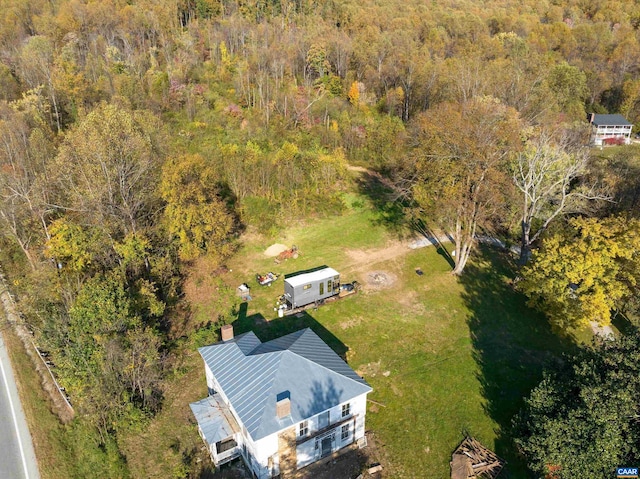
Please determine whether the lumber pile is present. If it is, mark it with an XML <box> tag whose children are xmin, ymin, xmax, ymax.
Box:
<box><xmin>450</xmin><ymin>437</ymin><xmax>505</xmax><ymax>479</ymax></box>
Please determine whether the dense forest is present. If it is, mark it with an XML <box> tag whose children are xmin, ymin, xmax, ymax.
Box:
<box><xmin>1</xmin><ymin>0</ymin><xmax>640</xmax><ymax>476</ymax></box>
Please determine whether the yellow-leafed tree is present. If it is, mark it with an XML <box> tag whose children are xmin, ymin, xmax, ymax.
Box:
<box><xmin>520</xmin><ymin>216</ymin><xmax>640</xmax><ymax>331</ymax></box>
<box><xmin>160</xmin><ymin>154</ymin><xmax>234</xmax><ymax>262</ymax></box>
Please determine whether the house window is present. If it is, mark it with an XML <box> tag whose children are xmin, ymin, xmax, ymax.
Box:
<box><xmin>327</xmin><ymin>280</ymin><xmax>332</xmax><ymax>292</ymax></box>
<box><xmin>319</xmin><ymin>282</ymin><xmax>324</xmax><ymax>295</ymax></box>
<box><xmin>318</xmin><ymin>410</ymin><xmax>330</xmax><ymax>429</ymax></box>
<box><xmin>299</xmin><ymin>421</ymin><xmax>308</xmax><ymax>437</ymax></box>
<box><xmin>303</xmin><ymin>284</ymin><xmax>312</xmax><ymax>290</ymax></box>
<box><xmin>341</xmin><ymin>424</ymin><xmax>349</xmax><ymax>441</ymax></box>
<box><xmin>342</xmin><ymin>403</ymin><xmax>350</xmax><ymax>418</ymax></box>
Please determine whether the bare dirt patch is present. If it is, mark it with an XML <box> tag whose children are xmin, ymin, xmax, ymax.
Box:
<box><xmin>339</xmin><ymin>316</ymin><xmax>363</xmax><ymax>330</ymax></box>
<box><xmin>396</xmin><ymin>290</ymin><xmax>426</xmax><ymax>316</ymax></box>
<box><xmin>183</xmin><ymin>255</ymin><xmax>228</xmax><ymax>306</ymax></box>
<box><xmin>344</xmin><ymin>240</ymin><xmax>409</xmax><ymax>272</ymax></box>
<box><xmin>264</xmin><ymin>243</ymin><xmax>288</xmax><ymax>257</ymax></box>
<box><xmin>390</xmin><ymin>383</ymin><xmax>404</xmax><ymax>397</ymax></box>
<box><xmin>365</xmin><ymin>271</ymin><xmax>397</xmax><ymax>290</ymax></box>
<box><xmin>357</xmin><ymin>360</ymin><xmax>383</xmax><ymax>378</ymax></box>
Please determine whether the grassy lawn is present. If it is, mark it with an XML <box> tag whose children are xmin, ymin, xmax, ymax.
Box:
<box><xmin>174</xmin><ymin>195</ymin><xmax>580</xmax><ymax>478</ymax></box>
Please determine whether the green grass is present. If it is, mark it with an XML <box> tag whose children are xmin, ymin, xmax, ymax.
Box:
<box><xmin>210</xmin><ymin>202</ymin><xmax>581</xmax><ymax>478</ymax></box>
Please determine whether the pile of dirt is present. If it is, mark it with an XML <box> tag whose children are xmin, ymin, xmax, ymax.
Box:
<box><xmin>264</xmin><ymin>243</ymin><xmax>288</xmax><ymax>257</ymax></box>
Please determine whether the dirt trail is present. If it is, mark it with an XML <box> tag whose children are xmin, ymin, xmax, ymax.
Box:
<box><xmin>342</xmin><ymin>240</ymin><xmax>412</xmax><ymax>274</ymax></box>
<box><xmin>342</xmin><ymin>232</ymin><xmax>451</xmax><ymax>276</ymax></box>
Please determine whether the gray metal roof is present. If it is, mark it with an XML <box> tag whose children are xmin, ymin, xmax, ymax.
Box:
<box><xmin>190</xmin><ymin>395</ymin><xmax>240</xmax><ymax>445</ymax></box>
<box><xmin>198</xmin><ymin>328</ymin><xmax>372</xmax><ymax>441</ymax></box>
<box><xmin>284</xmin><ymin>267</ymin><xmax>339</xmax><ymax>288</ymax></box>
<box><xmin>591</xmin><ymin>114</ymin><xmax>632</xmax><ymax>126</ymax></box>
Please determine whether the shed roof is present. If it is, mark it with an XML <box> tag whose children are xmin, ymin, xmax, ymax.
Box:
<box><xmin>199</xmin><ymin>328</ymin><xmax>371</xmax><ymax>441</ymax></box>
<box><xmin>190</xmin><ymin>395</ymin><xmax>240</xmax><ymax>445</ymax></box>
<box><xmin>591</xmin><ymin>114</ymin><xmax>632</xmax><ymax>127</ymax></box>
<box><xmin>284</xmin><ymin>267</ymin><xmax>339</xmax><ymax>288</ymax></box>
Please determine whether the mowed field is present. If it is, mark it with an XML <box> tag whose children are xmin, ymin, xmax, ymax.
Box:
<box><xmin>183</xmin><ymin>193</ymin><xmax>578</xmax><ymax>478</ymax></box>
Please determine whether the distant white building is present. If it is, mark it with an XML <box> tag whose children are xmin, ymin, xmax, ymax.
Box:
<box><xmin>589</xmin><ymin>113</ymin><xmax>633</xmax><ymax>146</ymax></box>
<box><xmin>190</xmin><ymin>326</ymin><xmax>372</xmax><ymax>478</ymax></box>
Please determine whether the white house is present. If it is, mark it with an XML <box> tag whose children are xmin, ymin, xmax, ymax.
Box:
<box><xmin>190</xmin><ymin>325</ymin><xmax>372</xmax><ymax>478</ymax></box>
<box><xmin>589</xmin><ymin>113</ymin><xmax>633</xmax><ymax>146</ymax></box>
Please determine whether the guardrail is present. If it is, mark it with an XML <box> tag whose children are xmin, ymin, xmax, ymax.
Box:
<box><xmin>0</xmin><ymin>271</ymin><xmax>74</xmax><ymax>421</ymax></box>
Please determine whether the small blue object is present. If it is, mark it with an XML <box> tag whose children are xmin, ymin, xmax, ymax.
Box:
<box><xmin>276</xmin><ymin>390</ymin><xmax>290</xmax><ymax>402</ymax></box>
<box><xmin>617</xmin><ymin>467</ymin><xmax>639</xmax><ymax>478</ymax></box>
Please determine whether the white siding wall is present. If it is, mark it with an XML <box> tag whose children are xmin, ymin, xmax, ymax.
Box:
<box><xmin>249</xmin><ymin>434</ymin><xmax>279</xmax><ymax>479</ymax></box>
<box><xmin>591</xmin><ymin>124</ymin><xmax>633</xmax><ymax>145</ymax></box>
<box><xmin>295</xmin><ymin>393</ymin><xmax>368</xmax><ymax>469</ymax></box>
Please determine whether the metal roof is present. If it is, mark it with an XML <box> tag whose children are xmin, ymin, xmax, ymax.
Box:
<box><xmin>198</xmin><ymin>328</ymin><xmax>371</xmax><ymax>441</ymax></box>
<box><xmin>284</xmin><ymin>267</ymin><xmax>339</xmax><ymax>288</ymax></box>
<box><xmin>591</xmin><ymin>114</ymin><xmax>632</xmax><ymax>127</ymax></box>
<box><xmin>190</xmin><ymin>395</ymin><xmax>240</xmax><ymax>445</ymax></box>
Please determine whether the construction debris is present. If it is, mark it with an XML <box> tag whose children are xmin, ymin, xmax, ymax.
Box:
<box><xmin>450</xmin><ymin>437</ymin><xmax>505</xmax><ymax>479</ymax></box>
<box><xmin>275</xmin><ymin>245</ymin><xmax>299</xmax><ymax>262</ymax></box>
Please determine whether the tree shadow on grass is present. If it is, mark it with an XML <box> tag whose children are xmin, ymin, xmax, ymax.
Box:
<box><xmin>612</xmin><ymin>312</ymin><xmax>637</xmax><ymax>336</ymax></box>
<box><xmin>459</xmin><ymin>245</ymin><xmax>578</xmax><ymax>477</ymax></box>
<box><xmin>354</xmin><ymin>170</ymin><xmax>408</xmax><ymax>234</ymax></box>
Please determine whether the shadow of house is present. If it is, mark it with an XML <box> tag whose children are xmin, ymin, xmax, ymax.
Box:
<box><xmin>458</xmin><ymin>245</ymin><xmax>576</xmax><ymax>477</ymax></box>
<box><xmin>232</xmin><ymin>309</ymin><xmax>348</xmax><ymax>360</ymax></box>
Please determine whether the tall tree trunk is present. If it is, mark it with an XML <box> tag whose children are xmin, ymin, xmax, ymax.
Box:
<box><xmin>519</xmin><ymin>220</ymin><xmax>531</xmax><ymax>265</ymax></box>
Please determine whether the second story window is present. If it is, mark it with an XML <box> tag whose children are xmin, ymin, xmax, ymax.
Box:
<box><xmin>299</xmin><ymin>420</ymin><xmax>308</xmax><ymax>437</ymax></box>
<box><xmin>342</xmin><ymin>403</ymin><xmax>351</xmax><ymax>418</ymax></box>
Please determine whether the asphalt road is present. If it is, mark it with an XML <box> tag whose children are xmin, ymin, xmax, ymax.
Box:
<box><xmin>0</xmin><ymin>330</ymin><xmax>40</xmax><ymax>479</ymax></box>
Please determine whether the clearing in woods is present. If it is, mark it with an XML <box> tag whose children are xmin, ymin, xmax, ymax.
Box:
<box><xmin>179</xmin><ymin>194</ymin><xmax>582</xmax><ymax>478</ymax></box>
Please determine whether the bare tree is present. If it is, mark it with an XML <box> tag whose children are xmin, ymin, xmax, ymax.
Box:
<box><xmin>513</xmin><ymin>130</ymin><xmax>610</xmax><ymax>264</ymax></box>
<box><xmin>0</xmin><ymin>106</ymin><xmax>57</xmax><ymax>270</ymax></box>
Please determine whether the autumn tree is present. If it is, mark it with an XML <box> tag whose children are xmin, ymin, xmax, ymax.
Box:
<box><xmin>408</xmin><ymin>97</ymin><xmax>520</xmax><ymax>274</ymax></box>
<box><xmin>18</xmin><ymin>35</ymin><xmax>62</xmax><ymax>132</ymax></box>
<box><xmin>160</xmin><ymin>153</ymin><xmax>234</xmax><ymax>262</ymax></box>
<box><xmin>520</xmin><ymin>216</ymin><xmax>640</xmax><ymax>331</ymax></box>
<box><xmin>545</xmin><ymin>62</ymin><xmax>589</xmax><ymax>121</ymax></box>
<box><xmin>54</xmin><ymin>103</ymin><xmax>163</xmax><ymax>238</ymax></box>
<box><xmin>56</xmin><ymin>272</ymin><xmax>164</xmax><ymax>439</ymax></box>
